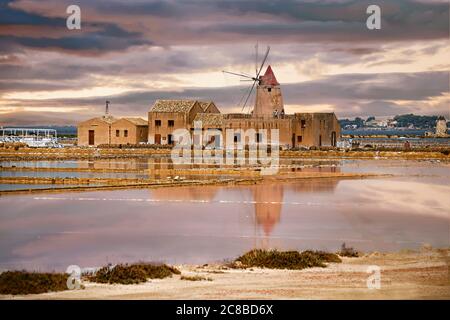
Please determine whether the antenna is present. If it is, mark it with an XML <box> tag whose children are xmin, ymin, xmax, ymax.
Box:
<box><xmin>105</xmin><ymin>100</ymin><xmax>110</xmax><ymax>115</ymax></box>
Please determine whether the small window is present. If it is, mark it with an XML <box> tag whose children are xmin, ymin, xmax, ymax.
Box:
<box><xmin>267</xmin><ymin>88</ymin><xmax>272</xmax><ymax>92</ymax></box>
<box><xmin>116</xmin><ymin>130</ymin><xmax>120</xmax><ymax>137</ymax></box>
<box><xmin>168</xmin><ymin>120</ymin><xmax>174</xmax><ymax>127</ymax></box>
<box><xmin>297</xmin><ymin>136</ymin><xmax>302</xmax><ymax>143</ymax></box>
<box><xmin>124</xmin><ymin>130</ymin><xmax>128</xmax><ymax>137</ymax></box>
<box><xmin>301</xmin><ymin>120</ymin><xmax>306</xmax><ymax>128</ymax></box>
<box><xmin>155</xmin><ymin>120</ymin><xmax>161</xmax><ymax>127</ymax></box>
<box><xmin>256</xmin><ymin>133</ymin><xmax>262</xmax><ymax>143</ymax></box>
<box><xmin>234</xmin><ymin>133</ymin><xmax>241</xmax><ymax>143</ymax></box>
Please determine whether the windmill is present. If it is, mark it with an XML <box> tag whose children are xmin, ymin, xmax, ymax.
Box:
<box><xmin>222</xmin><ymin>45</ymin><xmax>271</xmax><ymax>113</ymax></box>
<box><xmin>223</xmin><ymin>45</ymin><xmax>284</xmax><ymax>117</ymax></box>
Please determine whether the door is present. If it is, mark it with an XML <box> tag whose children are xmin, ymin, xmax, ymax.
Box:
<box><xmin>155</xmin><ymin>134</ymin><xmax>161</xmax><ymax>144</ymax></box>
<box><xmin>292</xmin><ymin>133</ymin><xmax>295</xmax><ymax>148</ymax></box>
<box><xmin>168</xmin><ymin>134</ymin><xmax>173</xmax><ymax>145</ymax></box>
<box><xmin>319</xmin><ymin>135</ymin><xmax>322</xmax><ymax>147</ymax></box>
<box><xmin>88</xmin><ymin>130</ymin><xmax>95</xmax><ymax>146</ymax></box>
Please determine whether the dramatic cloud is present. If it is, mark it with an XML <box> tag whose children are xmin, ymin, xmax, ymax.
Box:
<box><xmin>0</xmin><ymin>0</ymin><xmax>449</xmax><ymax>125</ymax></box>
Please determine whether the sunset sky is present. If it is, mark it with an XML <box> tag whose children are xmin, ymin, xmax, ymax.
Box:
<box><xmin>0</xmin><ymin>0</ymin><xmax>449</xmax><ymax>125</ymax></box>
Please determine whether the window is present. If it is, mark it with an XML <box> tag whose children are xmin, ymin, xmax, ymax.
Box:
<box><xmin>116</xmin><ymin>130</ymin><xmax>120</xmax><ymax>137</ymax></box>
<box><xmin>301</xmin><ymin>120</ymin><xmax>306</xmax><ymax>128</ymax></box>
<box><xmin>267</xmin><ymin>88</ymin><xmax>272</xmax><ymax>92</ymax></box>
<box><xmin>124</xmin><ymin>130</ymin><xmax>128</xmax><ymax>137</ymax></box>
<box><xmin>168</xmin><ymin>120</ymin><xmax>174</xmax><ymax>127</ymax></box>
<box><xmin>297</xmin><ymin>136</ymin><xmax>302</xmax><ymax>143</ymax></box>
<box><xmin>256</xmin><ymin>133</ymin><xmax>262</xmax><ymax>143</ymax></box>
<box><xmin>234</xmin><ymin>133</ymin><xmax>241</xmax><ymax>143</ymax></box>
<box><xmin>168</xmin><ymin>134</ymin><xmax>173</xmax><ymax>144</ymax></box>
<box><xmin>155</xmin><ymin>120</ymin><xmax>161</xmax><ymax>127</ymax></box>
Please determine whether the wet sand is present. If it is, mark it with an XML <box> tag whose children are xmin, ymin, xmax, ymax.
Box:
<box><xmin>2</xmin><ymin>248</ymin><xmax>449</xmax><ymax>300</ymax></box>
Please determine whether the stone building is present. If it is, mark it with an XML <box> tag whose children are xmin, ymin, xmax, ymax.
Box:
<box><xmin>79</xmin><ymin>66</ymin><xmax>340</xmax><ymax>148</ymax></box>
<box><xmin>78</xmin><ymin>116</ymin><xmax>148</xmax><ymax>146</ymax></box>
<box><xmin>148</xmin><ymin>66</ymin><xmax>340</xmax><ymax>149</ymax></box>
<box><xmin>111</xmin><ymin>118</ymin><xmax>148</xmax><ymax>145</ymax></box>
<box><xmin>147</xmin><ymin>100</ymin><xmax>204</xmax><ymax>145</ymax></box>
<box><xmin>77</xmin><ymin>115</ymin><xmax>116</xmax><ymax>146</ymax></box>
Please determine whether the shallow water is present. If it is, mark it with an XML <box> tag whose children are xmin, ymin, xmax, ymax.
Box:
<box><xmin>0</xmin><ymin>184</ymin><xmax>91</xmax><ymax>191</ymax></box>
<box><xmin>0</xmin><ymin>159</ymin><xmax>449</xmax><ymax>272</ymax></box>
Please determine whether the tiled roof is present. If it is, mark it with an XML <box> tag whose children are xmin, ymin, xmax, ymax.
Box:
<box><xmin>123</xmin><ymin>117</ymin><xmax>147</xmax><ymax>126</ymax></box>
<box><xmin>194</xmin><ymin>113</ymin><xmax>224</xmax><ymax>127</ymax></box>
<box><xmin>151</xmin><ymin>100</ymin><xmax>197</xmax><ymax>113</ymax></box>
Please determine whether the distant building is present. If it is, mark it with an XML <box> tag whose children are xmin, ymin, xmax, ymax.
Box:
<box><xmin>365</xmin><ymin>119</ymin><xmax>388</xmax><ymax>128</ymax></box>
<box><xmin>78</xmin><ymin>115</ymin><xmax>148</xmax><ymax>146</ymax></box>
<box><xmin>424</xmin><ymin>116</ymin><xmax>449</xmax><ymax>138</ymax></box>
<box><xmin>435</xmin><ymin>116</ymin><xmax>448</xmax><ymax>137</ymax></box>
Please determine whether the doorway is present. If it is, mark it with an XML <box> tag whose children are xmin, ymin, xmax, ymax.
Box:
<box><xmin>88</xmin><ymin>130</ymin><xmax>95</xmax><ymax>146</ymax></box>
<box><xmin>331</xmin><ymin>131</ymin><xmax>336</xmax><ymax>147</ymax></box>
<box><xmin>319</xmin><ymin>135</ymin><xmax>322</xmax><ymax>147</ymax></box>
<box><xmin>155</xmin><ymin>134</ymin><xmax>161</xmax><ymax>144</ymax></box>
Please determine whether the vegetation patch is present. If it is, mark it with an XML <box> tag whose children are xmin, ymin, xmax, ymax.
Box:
<box><xmin>337</xmin><ymin>243</ymin><xmax>361</xmax><ymax>258</ymax></box>
<box><xmin>0</xmin><ymin>271</ymin><xmax>69</xmax><ymax>295</ymax></box>
<box><xmin>232</xmin><ymin>249</ymin><xmax>341</xmax><ymax>270</ymax></box>
<box><xmin>87</xmin><ymin>263</ymin><xmax>180</xmax><ymax>285</ymax></box>
<box><xmin>180</xmin><ymin>275</ymin><xmax>212</xmax><ymax>281</ymax></box>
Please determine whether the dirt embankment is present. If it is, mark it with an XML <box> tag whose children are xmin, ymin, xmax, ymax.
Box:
<box><xmin>2</xmin><ymin>248</ymin><xmax>448</xmax><ymax>300</ymax></box>
<box><xmin>1</xmin><ymin>146</ymin><xmax>449</xmax><ymax>161</ymax></box>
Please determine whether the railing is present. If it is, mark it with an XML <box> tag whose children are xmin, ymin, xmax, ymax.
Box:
<box><xmin>0</xmin><ymin>128</ymin><xmax>60</xmax><ymax>147</ymax></box>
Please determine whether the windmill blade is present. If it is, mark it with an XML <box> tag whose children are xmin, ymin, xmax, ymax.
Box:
<box><xmin>256</xmin><ymin>46</ymin><xmax>270</xmax><ymax>79</ymax></box>
<box><xmin>236</xmin><ymin>79</ymin><xmax>254</xmax><ymax>110</ymax></box>
<box><xmin>222</xmin><ymin>70</ymin><xmax>254</xmax><ymax>79</ymax></box>
<box><xmin>255</xmin><ymin>42</ymin><xmax>258</xmax><ymax>76</ymax></box>
<box><xmin>242</xmin><ymin>79</ymin><xmax>257</xmax><ymax>112</ymax></box>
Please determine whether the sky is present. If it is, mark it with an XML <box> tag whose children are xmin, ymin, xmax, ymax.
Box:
<box><xmin>0</xmin><ymin>0</ymin><xmax>449</xmax><ymax>125</ymax></box>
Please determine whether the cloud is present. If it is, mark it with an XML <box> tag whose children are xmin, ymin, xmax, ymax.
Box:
<box><xmin>0</xmin><ymin>0</ymin><xmax>448</xmax><ymax>125</ymax></box>
<box><xmin>2</xmin><ymin>70</ymin><xmax>447</xmax><ymax>125</ymax></box>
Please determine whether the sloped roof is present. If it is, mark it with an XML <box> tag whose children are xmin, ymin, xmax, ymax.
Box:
<box><xmin>122</xmin><ymin>117</ymin><xmax>148</xmax><ymax>126</ymax></box>
<box><xmin>198</xmin><ymin>101</ymin><xmax>213</xmax><ymax>111</ymax></box>
<box><xmin>194</xmin><ymin>113</ymin><xmax>224</xmax><ymax>127</ymax></box>
<box><xmin>151</xmin><ymin>100</ymin><xmax>197</xmax><ymax>113</ymax></box>
<box><xmin>259</xmin><ymin>65</ymin><xmax>280</xmax><ymax>86</ymax></box>
<box><xmin>81</xmin><ymin>115</ymin><xmax>116</xmax><ymax>125</ymax></box>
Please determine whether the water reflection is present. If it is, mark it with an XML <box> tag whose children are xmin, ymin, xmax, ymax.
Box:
<box><xmin>0</xmin><ymin>171</ymin><xmax>448</xmax><ymax>272</ymax></box>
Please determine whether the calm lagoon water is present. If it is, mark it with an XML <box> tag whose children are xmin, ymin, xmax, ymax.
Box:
<box><xmin>0</xmin><ymin>159</ymin><xmax>449</xmax><ymax>272</ymax></box>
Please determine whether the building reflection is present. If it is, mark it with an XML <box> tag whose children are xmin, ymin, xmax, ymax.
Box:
<box><xmin>250</xmin><ymin>177</ymin><xmax>339</xmax><ymax>248</ymax></box>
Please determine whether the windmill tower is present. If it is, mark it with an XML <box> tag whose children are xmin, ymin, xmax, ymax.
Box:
<box><xmin>223</xmin><ymin>45</ymin><xmax>285</xmax><ymax>117</ymax></box>
<box><xmin>254</xmin><ymin>65</ymin><xmax>284</xmax><ymax>116</ymax></box>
